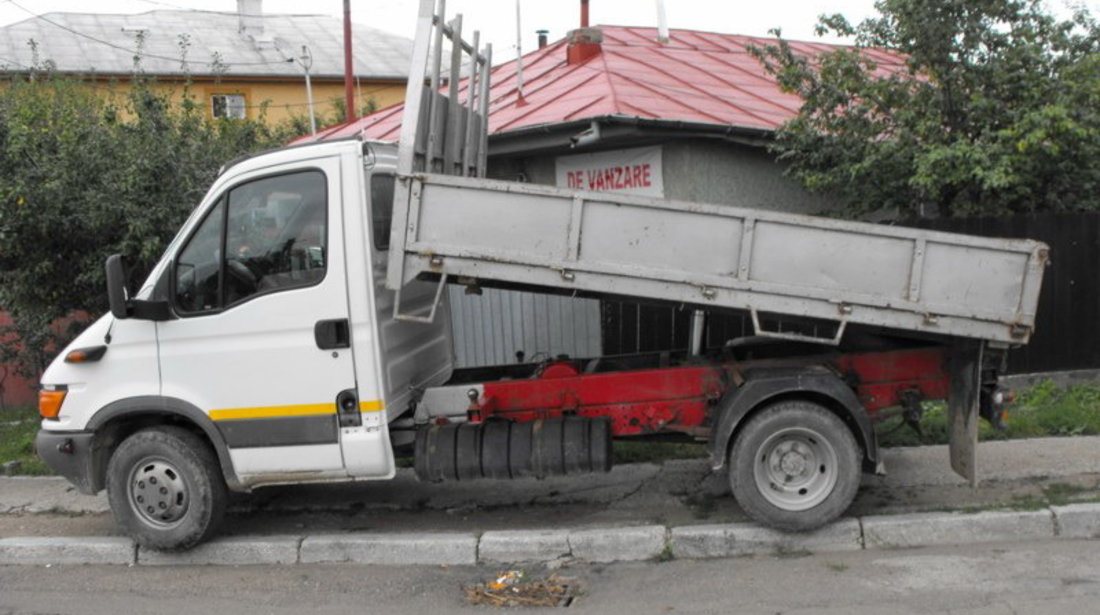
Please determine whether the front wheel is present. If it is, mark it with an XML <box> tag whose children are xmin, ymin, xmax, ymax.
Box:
<box><xmin>106</xmin><ymin>426</ymin><xmax>227</xmax><ymax>550</ymax></box>
<box><xmin>728</xmin><ymin>400</ymin><xmax>861</xmax><ymax>531</ymax></box>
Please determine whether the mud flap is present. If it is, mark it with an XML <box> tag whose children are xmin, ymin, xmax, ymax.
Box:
<box><xmin>947</xmin><ymin>341</ymin><xmax>983</xmax><ymax>487</ymax></box>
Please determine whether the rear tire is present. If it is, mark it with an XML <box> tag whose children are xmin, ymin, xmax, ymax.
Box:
<box><xmin>728</xmin><ymin>400</ymin><xmax>861</xmax><ymax>532</ymax></box>
<box><xmin>106</xmin><ymin>426</ymin><xmax>227</xmax><ymax>551</ymax></box>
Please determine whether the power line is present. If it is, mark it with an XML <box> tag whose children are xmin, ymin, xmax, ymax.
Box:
<box><xmin>129</xmin><ymin>0</ymin><xmax>332</xmax><ymax>19</ymax></box>
<box><xmin>8</xmin><ymin>0</ymin><xmax>296</xmax><ymax>68</ymax></box>
<box><xmin>130</xmin><ymin>0</ymin><xmax>196</xmax><ymax>10</ymax></box>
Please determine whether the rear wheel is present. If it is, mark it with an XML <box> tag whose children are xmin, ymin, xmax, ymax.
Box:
<box><xmin>728</xmin><ymin>400</ymin><xmax>861</xmax><ymax>531</ymax></box>
<box><xmin>106</xmin><ymin>426</ymin><xmax>227</xmax><ymax>550</ymax></box>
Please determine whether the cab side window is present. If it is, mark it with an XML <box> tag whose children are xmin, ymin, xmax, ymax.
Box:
<box><xmin>175</xmin><ymin>171</ymin><xmax>327</xmax><ymax>314</ymax></box>
<box><xmin>370</xmin><ymin>173</ymin><xmax>395</xmax><ymax>251</ymax></box>
<box><xmin>176</xmin><ymin>199</ymin><xmax>226</xmax><ymax>312</ymax></box>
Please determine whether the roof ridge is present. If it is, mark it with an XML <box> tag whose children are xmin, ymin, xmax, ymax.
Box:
<box><xmin>596</xmin><ymin>42</ymin><xmax>622</xmax><ymax>116</ymax></box>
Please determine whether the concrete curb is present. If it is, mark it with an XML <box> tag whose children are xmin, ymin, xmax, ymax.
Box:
<box><xmin>301</xmin><ymin>532</ymin><xmax>478</xmax><ymax>566</ymax></box>
<box><xmin>0</xmin><ymin>505</ymin><xmax>1097</xmax><ymax>567</ymax></box>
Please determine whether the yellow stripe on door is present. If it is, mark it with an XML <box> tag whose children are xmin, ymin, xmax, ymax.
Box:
<box><xmin>210</xmin><ymin>400</ymin><xmax>385</xmax><ymax>421</ymax></box>
<box><xmin>359</xmin><ymin>399</ymin><xmax>386</xmax><ymax>413</ymax></box>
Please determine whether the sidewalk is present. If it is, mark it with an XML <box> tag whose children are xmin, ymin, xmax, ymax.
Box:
<box><xmin>1</xmin><ymin>436</ymin><xmax>1098</xmax><ymax>566</ymax></box>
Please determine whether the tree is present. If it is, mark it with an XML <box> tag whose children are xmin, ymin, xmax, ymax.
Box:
<box><xmin>750</xmin><ymin>0</ymin><xmax>1100</xmax><ymax>219</ymax></box>
<box><xmin>0</xmin><ymin>73</ymin><xmax>295</xmax><ymax>378</ymax></box>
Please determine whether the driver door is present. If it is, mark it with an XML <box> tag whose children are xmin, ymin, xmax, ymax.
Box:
<box><xmin>157</xmin><ymin>156</ymin><xmax>358</xmax><ymax>483</ymax></box>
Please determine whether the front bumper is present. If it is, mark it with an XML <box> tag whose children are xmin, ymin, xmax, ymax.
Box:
<box><xmin>35</xmin><ymin>430</ymin><xmax>102</xmax><ymax>495</ymax></box>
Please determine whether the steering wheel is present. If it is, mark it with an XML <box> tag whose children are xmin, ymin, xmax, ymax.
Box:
<box><xmin>226</xmin><ymin>258</ymin><xmax>258</xmax><ymax>292</ymax></box>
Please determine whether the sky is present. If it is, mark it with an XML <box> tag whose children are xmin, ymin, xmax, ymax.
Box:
<box><xmin>0</xmin><ymin>0</ymin><xmax>1095</xmax><ymax>65</ymax></box>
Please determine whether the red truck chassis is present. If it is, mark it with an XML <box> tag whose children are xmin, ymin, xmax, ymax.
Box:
<box><xmin>459</xmin><ymin>347</ymin><xmax>949</xmax><ymax>438</ymax></box>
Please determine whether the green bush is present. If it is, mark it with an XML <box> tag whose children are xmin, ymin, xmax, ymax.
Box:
<box><xmin>877</xmin><ymin>380</ymin><xmax>1100</xmax><ymax>447</ymax></box>
<box><xmin>0</xmin><ymin>71</ymin><xmax>302</xmax><ymax>378</ymax></box>
<box><xmin>0</xmin><ymin>406</ymin><xmax>50</xmax><ymax>475</ymax></box>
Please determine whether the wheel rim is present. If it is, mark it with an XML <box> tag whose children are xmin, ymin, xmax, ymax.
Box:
<box><xmin>127</xmin><ymin>457</ymin><xmax>190</xmax><ymax>528</ymax></box>
<box><xmin>752</xmin><ymin>426</ymin><xmax>839</xmax><ymax>512</ymax></box>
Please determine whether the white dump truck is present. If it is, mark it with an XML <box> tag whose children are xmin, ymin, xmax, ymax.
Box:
<box><xmin>36</xmin><ymin>0</ymin><xmax>1046</xmax><ymax>550</ymax></box>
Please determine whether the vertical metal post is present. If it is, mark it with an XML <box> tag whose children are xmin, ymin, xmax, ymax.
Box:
<box><xmin>343</xmin><ymin>0</ymin><xmax>356</xmax><ymax>123</ymax></box>
<box><xmin>444</xmin><ymin>15</ymin><xmax>464</xmax><ymax>173</ymax></box>
<box><xmin>300</xmin><ymin>45</ymin><xmax>317</xmax><ymax>134</ymax></box>
<box><xmin>689</xmin><ymin>309</ymin><xmax>705</xmax><ymax>356</ymax></box>
<box><xmin>477</xmin><ymin>44</ymin><xmax>492</xmax><ymax>177</ymax></box>
<box><xmin>426</xmin><ymin>0</ymin><xmax>446</xmax><ymax>171</ymax></box>
<box><xmin>462</xmin><ymin>31</ymin><xmax>481</xmax><ymax>176</ymax></box>
<box><xmin>515</xmin><ymin>0</ymin><xmax>525</xmax><ymax>102</ymax></box>
<box><xmin>656</xmin><ymin>0</ymin><xmax>669</xmax><ymax>43</ymax></box>
<box><xmin>947</xmin><ymin>341</ymin><xmax>983</xmax><ymax>487</ymax></box>
<box><xmin>388</xmin><ymin>0</ymin><xmax>438</xmax><ymax>292</ymax></box>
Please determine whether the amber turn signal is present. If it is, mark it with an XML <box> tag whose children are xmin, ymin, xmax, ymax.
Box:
<box><xmin>38</xmin><ymin>389</ymin><xmax>67</xmax><ymax>420</ymax></box>
<box><xmin>64</xmin><ymin>345</ymin><xmax>107</xmax><ymax>363</ymax></box>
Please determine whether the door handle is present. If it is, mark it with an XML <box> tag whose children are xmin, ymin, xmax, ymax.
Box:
<box><xmin>314</xmin><ymin>318</ymin><xmax>350</xmax><ymax>350</ymax></box>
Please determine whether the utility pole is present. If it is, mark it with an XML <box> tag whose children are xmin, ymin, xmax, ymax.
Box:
<box><xmin>298</xmin><ymin>45</ymin><xmax>317</xmax><ymax>134</ymax></box>
<box><xmin>343</xmin><ymin>0</ymin><xmax>356</xmax><ymax>123</ymax></box>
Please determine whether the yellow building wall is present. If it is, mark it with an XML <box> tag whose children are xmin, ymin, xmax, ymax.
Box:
<box><xmin>80</xmin><ymin>76</ymin><xmax>406</xmax><ymax>127</ymax></box>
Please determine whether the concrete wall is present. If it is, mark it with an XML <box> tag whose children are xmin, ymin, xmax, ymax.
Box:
<box><xmin>492</xmin><ymin>139</ymin><xmax>841</xmax><ymax>214</ymax></box>
<box><xmin>661</xmin><ymin>140</ymin><xmax>840</xmax><ymax>215</ymax></box>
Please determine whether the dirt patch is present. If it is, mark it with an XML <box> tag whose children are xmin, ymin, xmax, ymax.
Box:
<box><xmin>466</xmin><ymin>570</ymin><xmax>580</xmax><ymax>608</ymax></box>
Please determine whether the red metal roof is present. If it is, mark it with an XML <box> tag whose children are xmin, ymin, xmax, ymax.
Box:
<box><xmin>299</xmin><ymin>25</ymin><xmax>905</xmax><ymax>143</ymax></box>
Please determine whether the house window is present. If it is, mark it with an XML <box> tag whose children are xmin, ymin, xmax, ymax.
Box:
<box><xmin>211</xmin><ymin>93</ymin><xmax>246</xmax><ymax>119</ymax></box>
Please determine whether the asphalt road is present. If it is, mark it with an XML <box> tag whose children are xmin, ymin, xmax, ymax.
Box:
<box><xmin>1</xmin><ymin>537</ymin><xmax>1098</xmax><ymax>614</ymax></box>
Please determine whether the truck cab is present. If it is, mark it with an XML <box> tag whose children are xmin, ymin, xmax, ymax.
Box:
<box><xmin>37</xmin><ymin>139</ymin><xmax>446</xmax><ymax>548</ymax></box>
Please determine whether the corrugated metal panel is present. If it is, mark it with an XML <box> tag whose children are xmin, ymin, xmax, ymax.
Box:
<box><xmin>0</xmin><ymin>11</ymin><xmax>412</xmax><ymax>78</ymax></box>
<box><xmin>306</xmin><ymin>25</ymin><xmax>907</xmax><ymax>143</ymax></box>
<box><xmin>448</xmin><ymin>287</ymin><xmax>601</xmax><ymax>367</ymax></box>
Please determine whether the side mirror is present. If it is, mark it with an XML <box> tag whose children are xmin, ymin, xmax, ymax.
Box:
<box><xmin>105</xmin><ymin>254</ymin><xmax>129</xmax><ymax>319</ymax></box>
<box><xmin>105</xmin><ymin>254</ymin><xmax>173</xmax><ymax>322</ymax></box>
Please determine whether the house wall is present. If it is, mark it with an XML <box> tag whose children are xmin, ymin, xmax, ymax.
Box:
<box><xmin>35</xmin><ymin>76</ymin><xmax>406</xmax><ymax>126</ymax></box>
<box><xmin>661</xmin><ymin>140</ymin><xmax>840</xmax><ymax>215</ymax></box>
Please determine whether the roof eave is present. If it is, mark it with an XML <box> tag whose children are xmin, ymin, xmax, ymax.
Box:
<box><xmin>487</xmin><ymin>115</ymin><xmax>776</xmax><ymax>157</ymax></box>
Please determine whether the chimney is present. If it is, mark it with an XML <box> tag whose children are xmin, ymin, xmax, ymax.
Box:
<box><xmin>566</xmin><ymin>27</ymin><xmax>602</xmax><ymax>64</ymax></box>
<box><xmin>580</xmin><ymin>0</ymin><xmax>590</xmax><ymax>28</ymax></box>
<box><xmin>238</xmin><ymin>0</ymin><xmax>263</xmax><ymax>38</ymax></box>
<box><xmin>656</xmin><ymin>0</ymin><xmax>669</xmax><ymax>43</ymax></box>
<box><xmin>537</xmin><ymin>29</ymin><xmax>549</xmax><ymax>49</ymax></box>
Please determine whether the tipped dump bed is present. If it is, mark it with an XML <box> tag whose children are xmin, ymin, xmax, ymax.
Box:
<box><xmin>387</xmin><ymin>172</ymin><xmax>1047</xmax><ymax>346</ymax></box>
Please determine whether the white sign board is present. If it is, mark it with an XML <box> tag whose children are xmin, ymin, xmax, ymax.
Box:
<box><xmin>555</xmin><ymin>146</ymin><xmax>664</xmax><ymax>198</ymax></box>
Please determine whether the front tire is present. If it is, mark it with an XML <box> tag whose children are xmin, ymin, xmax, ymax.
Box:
<box><xmin>728</xmin><ymin>400</ymin><xmax>861</xmax><ymax>531</ymax></box>
<box><xmin>106</xmin><ymin>426</ymin><xmax>227</xmax><ymax>550</ymax></box>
